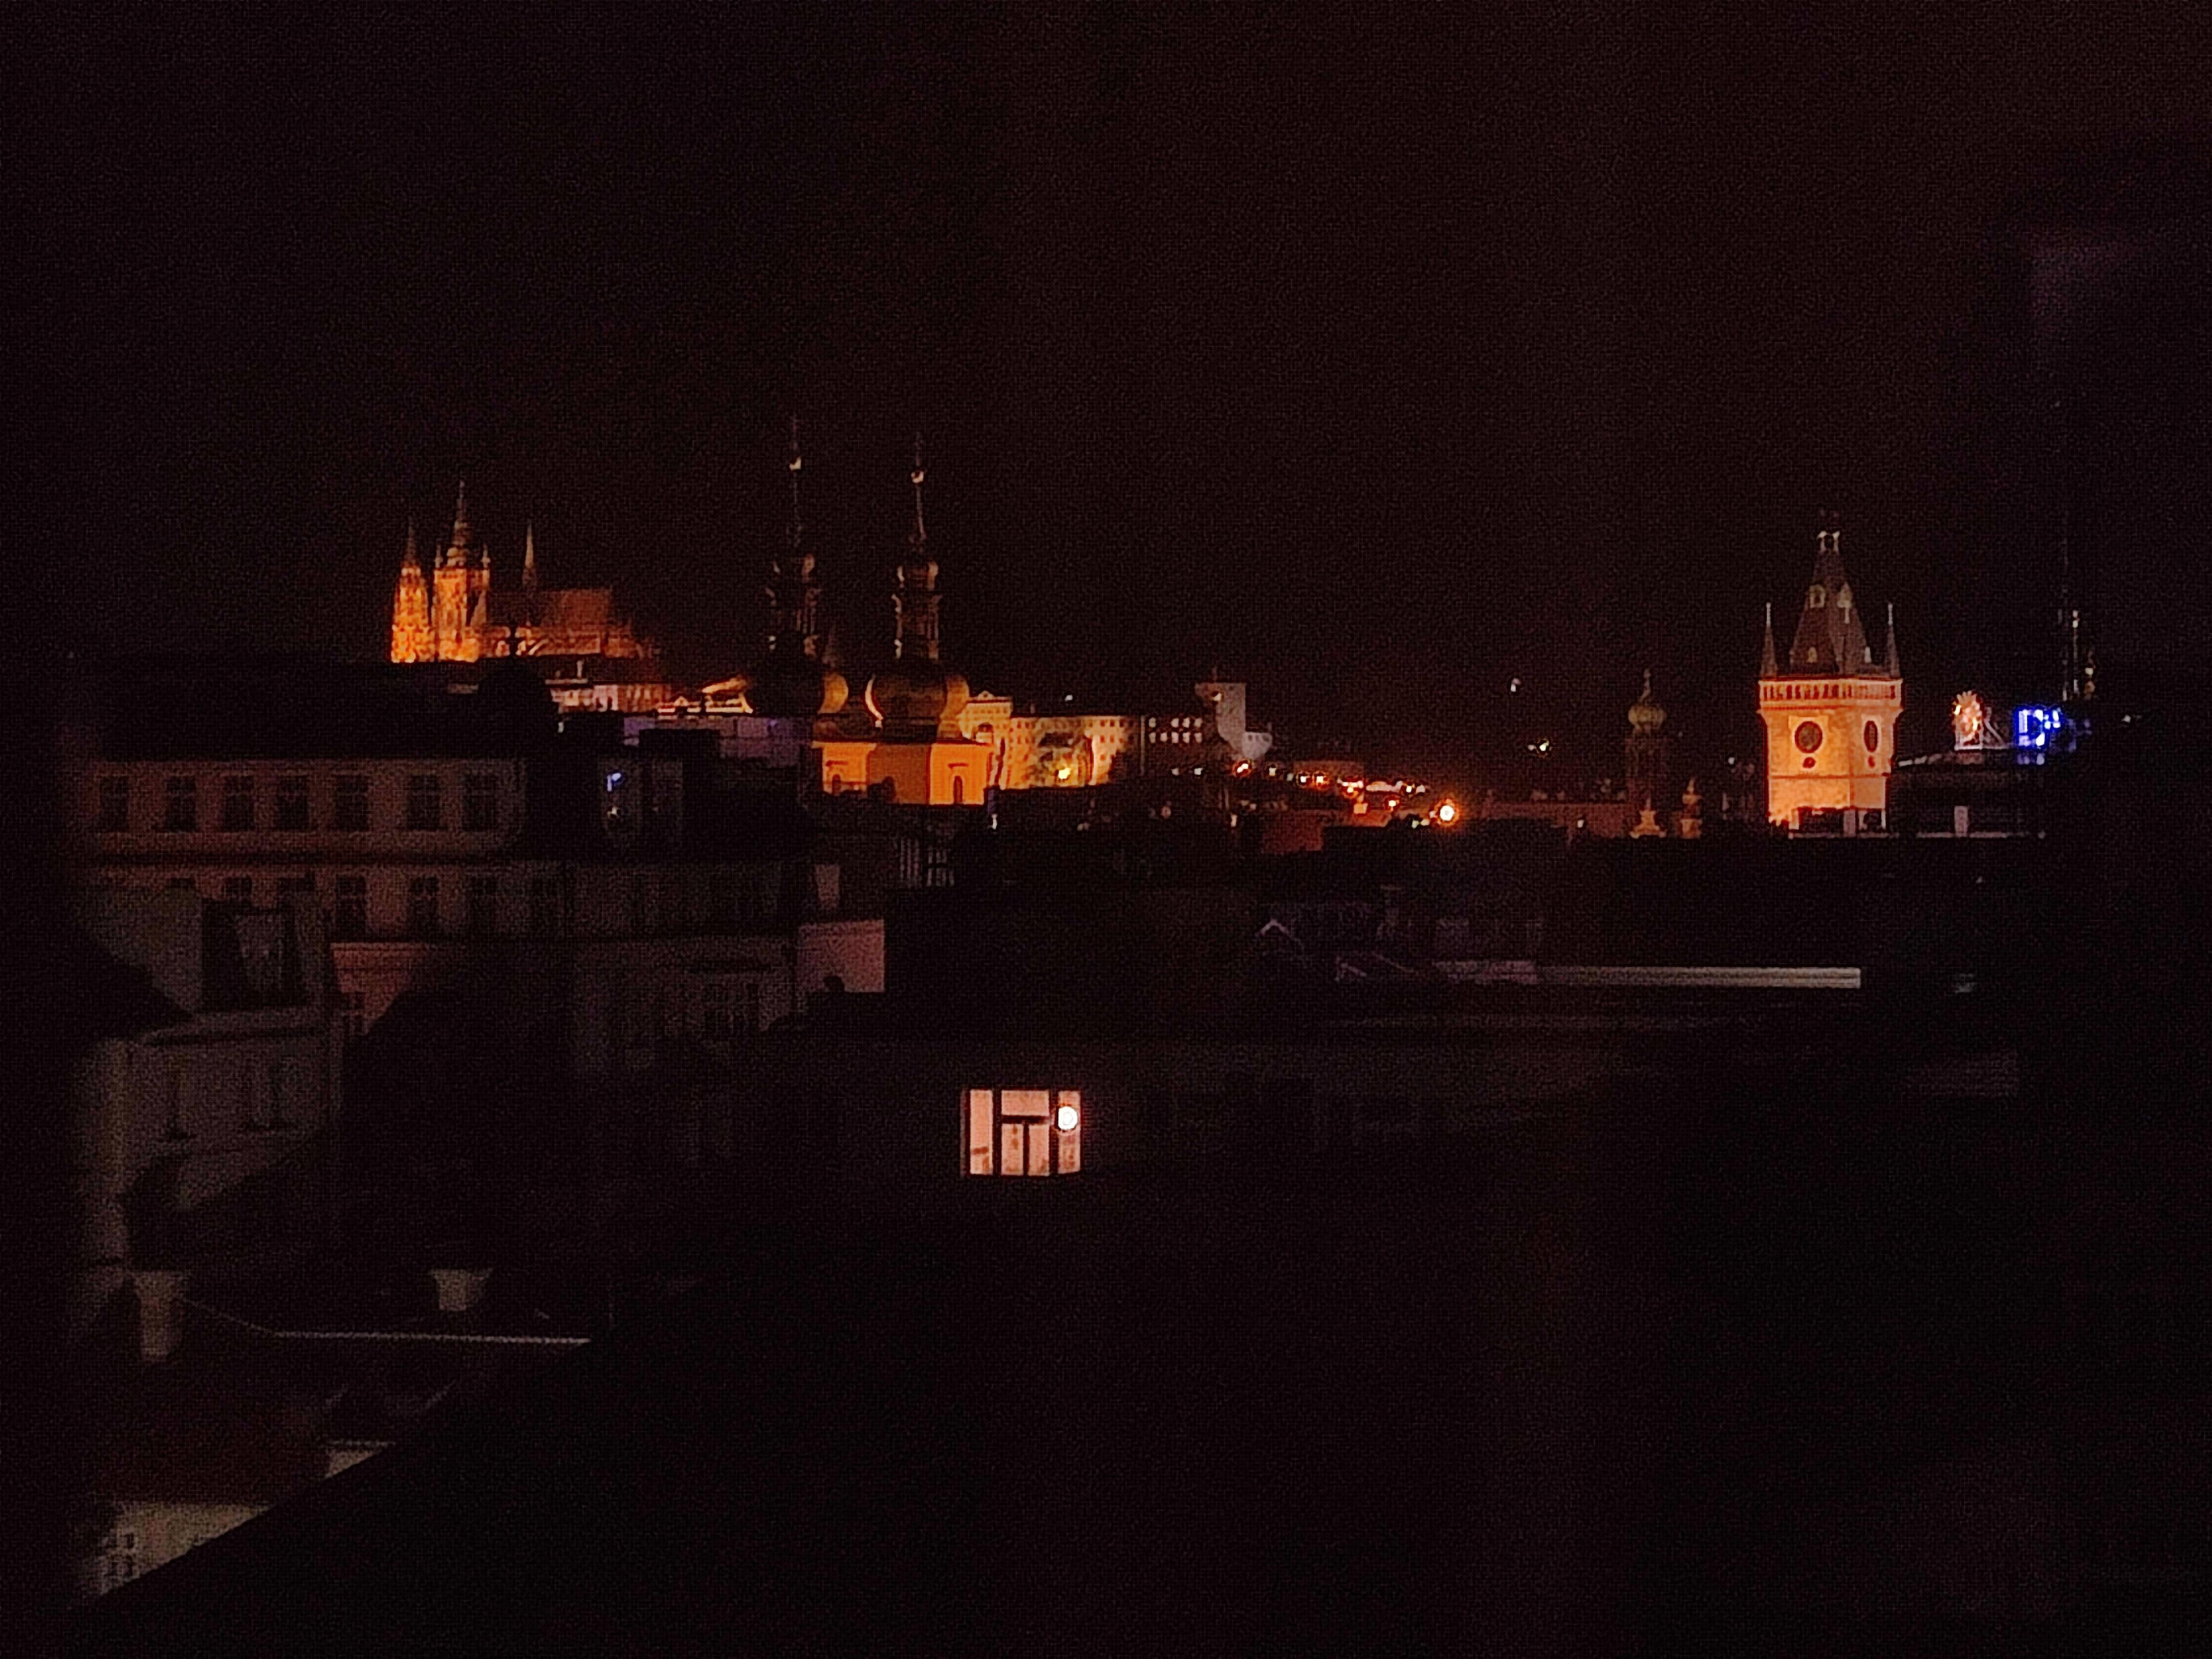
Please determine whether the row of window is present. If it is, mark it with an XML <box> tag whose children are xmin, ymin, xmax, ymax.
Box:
<box><xmin>176</xmin><ymin>872</ymin><xmax>562</xmax><ymax>938</ymax></box>
<box><xmin>98</xmin><ymin>773</ymin><xmax>504</xmax><ymax>833</ymax></box>
<box><xmin>166</xmin><ymin>868</ymin><xmax>782</xmax><ymax>940</ymax></box>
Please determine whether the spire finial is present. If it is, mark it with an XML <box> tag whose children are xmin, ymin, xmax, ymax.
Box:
<box><xmin>908</xmin><ymin>429</ymin><xmax>926</xmax><ymax>549</ymax></box>
<box><xmin>403</xmin><ymin>516</ymin><xmax>421</xmax><ymax>570</ymax></box>
<box><xmin>1883</xmin><ymin>599</ymin><xmax>1900</xmax><ymax>678</ymax></box>
<box><xmin>1760</xmin><ymin>601</ymin><xmax>1779</xmax><ymax>679</ymax></box>
<box><xmin>1641</xmin><ymin>667</ymin><xmax>1653</xmax><ymax>701</ymax></box>
<box><xmin>523</xmin><ymin>520</ymin><xmax>539</xmax><ymax>591</ymax></box>
<box><xmin>787</xmin><ymin>415</ymin><xmax>805</xmax><ymax>551</ymax></box>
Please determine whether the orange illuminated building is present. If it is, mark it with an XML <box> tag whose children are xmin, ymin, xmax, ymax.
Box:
<box><xmin>389</xmin><ymin>484</ymin><xmax>666</xmax><ymax>695</ymax></box>
<box><xmin>1758</xmin><ymin>516</ymin><xmax>1903</xmax><ymax>830</ymax></box>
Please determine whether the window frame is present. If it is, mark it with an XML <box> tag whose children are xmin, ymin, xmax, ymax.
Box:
<box><xmin>405</xmin><ymin>774</ymin><xmax>444</xmax><ymax>832</ymax></box>
<box><xmin>162</xmin><ymin>775</ymin><xmax>199</xmax><ymax>832</ymax></box>
<box><xmin>332</xmin><ymin>774</ymin><xmax>371</xmax><ymax>832</ymax></box>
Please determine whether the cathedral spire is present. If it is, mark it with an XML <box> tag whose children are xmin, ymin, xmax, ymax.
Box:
<box><xmin>522</xmin><ymin>520</ymin><xmax>539</xmax><ymax>593</ymax></box>
<box><xmin>390</xmin><ymin>517</ymin><xmax>434</xmax><ymax>662</ymax></box>
<box><xmin>1882</xmin><ymin>601</ymin><xmax>1900</xmax><ymax>679</ymax></box>
<box><xmin>444</xmin><ymin>481</ymin><xmax>474</xmax><ymax>564</ymax></box>
<box><xmin>1760</xmin><ymin>601</ymin><xmax>1779</xmax><ymax>679</ymax></box>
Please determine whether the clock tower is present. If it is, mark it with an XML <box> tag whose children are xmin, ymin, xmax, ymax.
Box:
<box><xmin>1759</xmin><ymin>515</ymin><xmax>1903</xmax><ymax>829</ymax></box>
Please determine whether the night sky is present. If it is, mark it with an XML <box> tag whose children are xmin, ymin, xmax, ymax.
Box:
<box><xmin>17</xmin><ymin>7</ymin><xmax>2212</xmax><ymax>785</ymax></box>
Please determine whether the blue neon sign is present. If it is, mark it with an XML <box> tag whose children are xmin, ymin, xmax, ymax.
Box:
<box><xmin>2015</xmin><ymin>706</ymin><xmax>2067</xmax><ymax>751</ymax></box>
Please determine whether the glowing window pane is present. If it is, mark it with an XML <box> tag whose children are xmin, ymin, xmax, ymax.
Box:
<box><xmin>967</xmin><ymin>1089</ymin><xmax>995</xmax><ymax>1175</ymax></box>
<box><xmin>1000</xmin><ymin>1089</ymin><xmax>1050</xmax><ymax>1120</ymax></box>
<box><xmin>1055</xmin><ymin>1090</ymin><xmax>1082</xmax><ymax>1174</ymax></box>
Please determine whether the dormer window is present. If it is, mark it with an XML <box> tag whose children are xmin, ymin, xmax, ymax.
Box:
<box><xmin>1808</xmin><ymin>586</ymin><xmax>1826</xmax><ymax>608</ymax></box>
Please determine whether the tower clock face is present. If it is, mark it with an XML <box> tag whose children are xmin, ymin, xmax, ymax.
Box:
<box><xmin>1794</xmin><ymin>720</ymin><xmax>1824</xmax><ymax>754</ymax></box>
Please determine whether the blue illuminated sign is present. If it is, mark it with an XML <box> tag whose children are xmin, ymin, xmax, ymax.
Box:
<box><xmin>2015</xmin><ymin>706</ymin><xmax>2067</xmax><ymax>751</ymax></box>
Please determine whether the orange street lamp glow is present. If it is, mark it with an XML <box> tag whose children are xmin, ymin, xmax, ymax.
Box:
<box><xmin>1055</xmin><ymin>1102</ymin><xmax>1081</xmax><ymax>1133</ymax></box>
<box><xmin>1436</xmin><ymin>800</ymin><xmax>1459</xmax><ymax>823</ymax></box>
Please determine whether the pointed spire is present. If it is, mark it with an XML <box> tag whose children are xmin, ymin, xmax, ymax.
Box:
<box><xmin>1788</xmin><ymin>512</ymin><xmax>1869</xmax><ymax>674</ymax></box>
<box><xmin>1882</xmin><ymin>601</ymin><xmax>1900</xmax><ymax>678</ymax></box>
<box><xmin>908</xmin><ymin>430</ymin><xmax>927</xmax><ymax>551</ymax></box>
<box><xmin>390</xmin><ymin>517</ymin><xmax>434</xmax><ymax>664</ymax></box>
<box><xmin>522</xmin><ymin>520</ymin><xmax>539</xmax><ymax>593</ymax></box>
<box><xmin>893</xmin><ymin>430</ymin><xmax>941</xmax><ymax>662</ymax></box>
<box><xmin>787</xmin><ymin>414</ymin><xmax>805</xmax><ymax>551</ymax></box>
<box><xmin>452</xmin><ymin>479</ymin><xmax>472</xmax><ymax>542</ymax></box>
<box><xmin>1760</xmin><ymin>601</ymin><xmax>1778</xmax><ymax>678</ymax></box>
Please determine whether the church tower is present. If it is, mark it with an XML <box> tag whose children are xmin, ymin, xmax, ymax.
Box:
<box><xmin>389</xmin><ymin>518</ymin><xmax>433</xmax><ymax>662</ymax></box>
<box><xmin>432</xmin><ymin>482</ymin><xmax>484</xmax><ymax>661</ymax></box>
<box><xmin>1758</xmin><ymin>515</ymin><xmax>1903</xmax><ymax>829</ymax></box>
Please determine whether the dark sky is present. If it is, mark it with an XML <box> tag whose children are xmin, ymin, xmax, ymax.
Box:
<box><xmin>15</xmin><ymin>6</ymin><xmax>2212</xmax><ymax>783</ymax></box>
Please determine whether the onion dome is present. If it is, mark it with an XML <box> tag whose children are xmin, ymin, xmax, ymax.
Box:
<box><xmin>1627</xmin><ymin>669</ymin><xmax>1667</xmax><ymax>735</ymax></box>
<box><xmin>863</xmin><ymin>659</ymin><xmax>969</xmax><ymax>734</ymax></box>
<box><xmin>745</xmin><ymin>656</ymin><xmax>849</xmax><ymax>719</ymax></box>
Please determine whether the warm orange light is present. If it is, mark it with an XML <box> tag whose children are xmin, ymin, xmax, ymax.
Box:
<box><xmin>1436</xmin><ymin>800</ymin><xmax>1459</xmax><ymax>823</ymax></box>
<box><xmin>1055</xmin><ymin>1102</ymin><xmax>1080</xmax><ymax>1133</ymax></box>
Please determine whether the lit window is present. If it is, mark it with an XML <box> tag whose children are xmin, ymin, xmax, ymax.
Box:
<box><xmin>966</xmin><ymin>1088</ymin><xmax>1081</xmax><ymax>1176</ymax></box>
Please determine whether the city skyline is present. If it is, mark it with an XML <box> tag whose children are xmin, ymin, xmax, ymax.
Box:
<box><xmin>23</xmin><ymin>10</ymin><xmax>2212</xmax><ymax>778</ymax></box>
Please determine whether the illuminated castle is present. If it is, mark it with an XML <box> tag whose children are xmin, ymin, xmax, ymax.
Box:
<box><xmin>389</xmin><ymin>484</ymin><xmax>665</xmax><ymax>683</ymax></box>
<box><xmin>1758</xmin><ymin>515</ymin><xmax>1903</xmax><ymax>830</ymax></box>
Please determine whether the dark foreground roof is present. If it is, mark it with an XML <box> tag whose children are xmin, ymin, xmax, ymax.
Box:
<box><xmin>68</xmin><ymin>1138</ymin><xmax>2212</xmax><ymax>1655</ymax></box>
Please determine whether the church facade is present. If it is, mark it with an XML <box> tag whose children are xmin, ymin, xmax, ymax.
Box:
<box><xmin>1759</xmin><ymin>518</ymin><xmax>1903</xmax><ymax>830</ymax></box>
<box><xmin>389</xmin><ymin>486</ymin><xmax>671</xmax><ymax>711</ymax></box>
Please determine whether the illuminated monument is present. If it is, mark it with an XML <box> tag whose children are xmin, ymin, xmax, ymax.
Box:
<box><xmin>1758</xmin><ymin>515</ymin><xmax>1903</xmax><ymax>830</ymax></box>
<box><xmin>389</xmin><ymin>484</ymin><xmax>666</xmax><ymax>707</ymax></box>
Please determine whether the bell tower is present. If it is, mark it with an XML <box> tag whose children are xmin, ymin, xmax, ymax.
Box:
<box><xmin>1757</xmin><ymin>514</ymin><xmax>1903</xmax><ymax>828</ymax></box>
